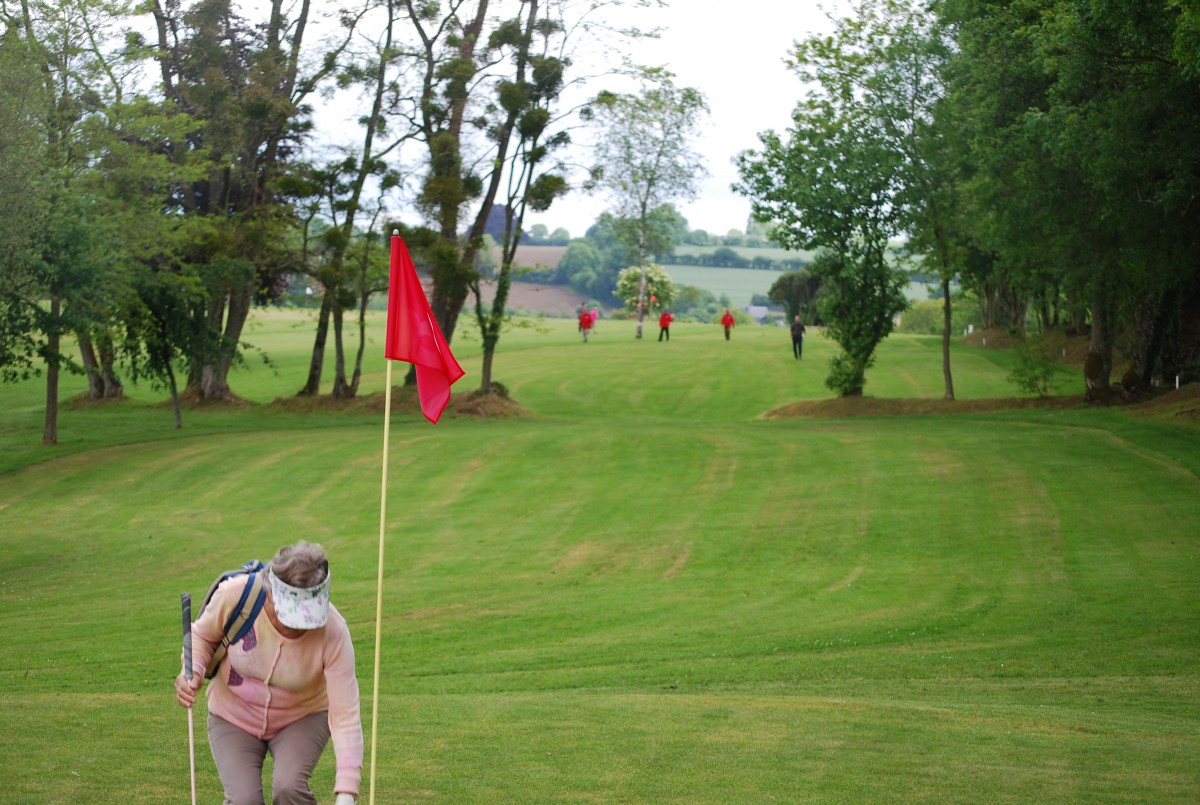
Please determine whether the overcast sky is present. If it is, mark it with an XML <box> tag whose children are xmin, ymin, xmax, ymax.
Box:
<box><xmin>301</xmin><ymin>1</ymin><xmax>841</xmax><ymax>239</ymax></box>
<box><xmin>524</xmin><ymin>1</ymin><xmax>838</xmax><ymax>238</ymax></box>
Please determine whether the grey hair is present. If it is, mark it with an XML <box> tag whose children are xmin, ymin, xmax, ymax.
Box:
<box><xmin>270</xmin><ymin>541</ymin><xmax>329</xmax><ymax>588</ymax></box>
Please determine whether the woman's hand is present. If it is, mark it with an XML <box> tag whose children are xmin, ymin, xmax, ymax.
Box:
<box><xmin>175</xmin><ymin>672</ymin><xmax>202</xmax><ymax>708</ymax></box>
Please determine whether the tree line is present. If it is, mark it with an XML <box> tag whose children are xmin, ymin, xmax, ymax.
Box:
<box><xmin>7</xmin><ymin>0</ymin><xmax>1193</xmax><ymax>438</ymax></box>
<box><xmin>0</xmin><ymin>0</ymin><xmax>691</xmax><ymax>441</ymax></box>
<box><xmin>736</xmin><ymin>0</ymin><xmax>1200</xmax><ymax>399</ymax></box>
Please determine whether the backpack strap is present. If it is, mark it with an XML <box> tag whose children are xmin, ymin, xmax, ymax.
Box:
<box><xmin>226</xmin><ymin>572</ymin><xmax>267</xmax><ymax>647</ymax></box>
<box><xmin>204</xmin><ymin>566</ymin><xmax>268</xmax><ymax>680</ymax></box>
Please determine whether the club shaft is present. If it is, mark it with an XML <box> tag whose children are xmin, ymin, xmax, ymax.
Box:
<box><xmin>187</xmin><ymin>706</ymin><xmax>197</xmax><ymax>805</ymax></box>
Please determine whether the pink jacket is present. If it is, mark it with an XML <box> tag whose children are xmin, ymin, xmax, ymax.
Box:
<box><xmin>188</xmin><ymin>578</ymin><xmax>363</xmax><ymax>795</ymax></box>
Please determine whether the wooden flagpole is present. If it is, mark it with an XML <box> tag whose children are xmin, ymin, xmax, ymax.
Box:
<box><xmin>368</xmin><ymin>359</ymin><xmax>394</xmax><ymax>805</ymax></box>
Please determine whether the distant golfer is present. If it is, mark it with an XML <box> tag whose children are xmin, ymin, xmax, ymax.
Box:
<box><xmin>721</xmin><ymin>308</ymin><xmax>735</xmax><ymax>340</ymax></box>
<box><xmin>658</xmin><ymin>310</ymin><xmax>674</xmax><ymax>342</ymax></box>
<box><xmin>580</xmin><ymin>308</ymin><xmax>593</xmax><ymax>342</ymax></box>
<box><xmin>791</xmin><ymin>315</ymin><xmax>807</xmax><ymax>359</ymax></box>
<box><xmin>175</xmin><ymin>541</ymin><xmax>362</xmax><ymax>805</ymax></box>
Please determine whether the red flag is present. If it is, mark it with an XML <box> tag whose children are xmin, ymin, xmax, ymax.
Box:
<box><xmin>384</xmin><ymin>234</ymin><xmax>464</xmax><ymax>424</ymax></box>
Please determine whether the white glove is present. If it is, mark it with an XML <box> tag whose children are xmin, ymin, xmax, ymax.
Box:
<box><xmin>334</xmin><ymin>795</ymin><xmax>355</xmax><ymax>805</ymax></box>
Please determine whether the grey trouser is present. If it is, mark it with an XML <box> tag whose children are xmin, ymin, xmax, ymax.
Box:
<box><xmin>208</xmin><ymin>711</ymin><xmax>331</xmax><ymax>805</ymax></box>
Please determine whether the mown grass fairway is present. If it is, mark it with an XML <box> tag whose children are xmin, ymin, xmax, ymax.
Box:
<box><xmin>1</xmin><ymin>311</ymin><xmax>1198</xmax><ymax>803</ymax></box>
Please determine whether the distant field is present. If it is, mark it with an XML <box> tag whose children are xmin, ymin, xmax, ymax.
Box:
<box><xmin>511</xmin><ymin>243</ymin><xmax>813</xmax><ymax>267</ymax></box>
<box><xmin>663</xmin><ymin>265</ymin><xmax>781</xmax><ymax>306</ymax></box>
<box><xmin>510</xmin><ymin>244</ymin><xmax>567</xmax><ymax>268</ymax></box>
<box><xmin>671</xmin><ymin>243</ymin><xmax>814</xmax><ymax>263</ymax></box>
<box><xmin>508</xmin><ymin>243</ymin><xmax>939</xmax><ymax>309</ymax></box>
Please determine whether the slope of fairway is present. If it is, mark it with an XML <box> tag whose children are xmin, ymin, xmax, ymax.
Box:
<box><xmin>0</xmin><ymin>310</ymin><xmax>1197</xmax><ymax>804</ymax></box>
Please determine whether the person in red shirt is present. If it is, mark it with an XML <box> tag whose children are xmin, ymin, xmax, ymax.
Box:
<box><xmin>580</xmin><ymin>309</ymin><xmax>593</xmax><ymax>342</ymax></box>
<box><xmin>658</xmin><ymin>310</ymin><xmax>674</xmax><ymax>342</ymax></box>
<box><xmin>721</xmin><ymin>308</ymin><xmax>735</xmax><ymax>340</ymax></box>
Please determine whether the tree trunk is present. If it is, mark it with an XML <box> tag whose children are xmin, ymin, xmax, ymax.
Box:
<box><xmin>1158</xmin><ymin>278</ymin><xmax>1200</xmax><ymax>385</ymax></box>
<box><xmin>430</xmin><ymin>269</ymin><xmax>471</xmax><ymax>348</ymax></box>
<box><xmin>167</xmin><ymin>360</ymin><xmax>182</xmax><ymax>429</ymax></box>
<box><xmin>79</xmin><ymin>332</ymin><xmax>103</xmax><ymax>399</ymax></box>
<box><xmin>480</xmin><ymin>339</ymin><xmax>497</xmax><ymax>394</ymax></box>
<box><xmin>941</xmin><ymin>276</ymin><xmax>955</xmax><ymax>401</ymax></box>
<box><xmin>297</xmin><ymin>291</ymin><xmax>332</xmax><ymax>396</ymax></box>
<box><xmin>79</xmin><ymin>330</ymin><xmax>124</xmax><ymax>399</ymax></box>
<box><xmin>331</xmin><ymin>304</ymin><xmax>352</xmax><ymax>399</ymax></box>
<box><xmin>635</xmin><ymin>265</ymin><xmax>648</xmax><ymax>340</ymax></box>
<box><xmin>350</xmin><ymin>289</ymin><xmax>369</xmax><ymax>396</ymax></box>
<box><xmin>43</xmin><ymin>297</ymin><xmax>60</xmax><ymax>445</ymax></box>
<box><xmin>192</xmin><ymin>284</ymin><xmax>253</xmax><ymax>402</ymax></box>
<box><xmin>634</xmin><ymin>227</ymin><xmax>648</xmax><ymax>339</ymax></box>
<box><xmin>1007</xmin><ymin>286</ymin><xmax>1027</xmax><ymax>333</ymax></box>
<box><xmin>981</xmin><ymin>282</ymin><xmax>997</xmax><ymax>329</ymax></box>
<box><xmin>1084</xmin><ymin>285</ymin><xmax>1114</xmax><ymax>402</ymax></box>
<box><xmin>1123</xmin><ymin>291</ymin><xmax>1167</xmax><ymax>397</ymax></box>
<box><xmin>98</xmin><ymin>334</ymin><xmax>123</xmax><ymax>399</ymax></box>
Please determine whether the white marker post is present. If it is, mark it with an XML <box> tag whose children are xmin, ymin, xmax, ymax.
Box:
<box><xmin>368</xmin><ymin>359</ymin><xmax>393</xmax><ymax>805</ymax></box>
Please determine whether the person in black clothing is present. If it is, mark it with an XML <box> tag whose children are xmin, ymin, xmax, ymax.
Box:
<box><xmin>791</xmin><ymin>315</ymin><xmax>806</xmax><ymax>359</ymax></box>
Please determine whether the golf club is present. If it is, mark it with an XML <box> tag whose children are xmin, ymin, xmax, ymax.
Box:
<box><xmin>181</xmin><ymin>593</ymin><xmax>197</xmax><ymax>805</ymax></box>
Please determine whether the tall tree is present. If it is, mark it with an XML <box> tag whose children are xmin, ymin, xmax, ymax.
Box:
<box><xmin>391</xmin><ymin>0</ymin><xmax>495</xmax><ymax>352</ymax></box>
<box><xmin>0</xmin><ymin>25</ymin><xmax>52</xmax><ymax>382</ymax></box>
<box><xmin>588</xmin><ymin>76</ymin><xmax>707</xmax><ymax>338</ymax></box>
<box><xmin>865</xmin><ymin>0</ymin><xmax>960</xmax><ymax>399</ymax></box>
<box><xmin>294</xmin><ymin>0</ymin><xmax>405</xmax><ymax>399</ymax></box>
<box><xmin>1</xmin><ymin>0</ymin><xmax>136</xmax><ymax>441</ymax></box>
<box><xmin>942</xmin><ymin>0</ymin><xmax>1200</xmax><ymax>397</ymax></box>
<box><xmin>392</xmin><ymin>0</ymin><xmax>642</xmax><ymax>353</ymax></box>
<box><xmin>148</xmin><ymin>0</ymin><xmax>342</xmax><ymax>401</ymax></box>
<box><xmin>30</xmin><ymin>192</ymin><xmax>121</xmax><ymax>444</ymax></box>
<box><xmin>469</xmin><ymin>0</ymin><xmax>571</xmax><ymax>395</ymax></box>
<box><xmin>735</xmin><ymin>7</ymin><xmax>909</xmax><ymax>396</ymax></box>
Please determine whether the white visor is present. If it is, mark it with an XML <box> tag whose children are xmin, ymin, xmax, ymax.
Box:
<box><xmin>269</xmin><ymin>568</ymin><xmax>330</xmax><ymax>629</ymax></box>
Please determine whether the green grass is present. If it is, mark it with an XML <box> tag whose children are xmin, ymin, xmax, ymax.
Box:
<box><xmin>1</xmin><ymin>311</ymin><xmax>1198</xmax><ymax>803</ymax></box>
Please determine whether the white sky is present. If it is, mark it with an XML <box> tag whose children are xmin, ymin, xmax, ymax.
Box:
<box><xmin>524</xmin><ymin>1</ymin><xmax>837</xmax><ymax>238</ymax></box>
<box><xmin>300</xmin><ymin>0</ymin><xmax>840</xmax><ymax>239</ymax></box>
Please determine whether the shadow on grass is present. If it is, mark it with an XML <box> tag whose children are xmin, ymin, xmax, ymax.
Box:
<box><xmin>764</xmin><ymin>383</ymin><xmax>1200</xmax><ymax>425</ymax></box>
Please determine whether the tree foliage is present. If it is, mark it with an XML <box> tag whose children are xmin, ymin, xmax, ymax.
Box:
<box><xmin>469</xmin><ymin>0</ymin><xmax>574</xmax><ymax>395</ymax></box>
<box><xmin>615</xmin><ymin>264</ymin><xmax>675</xmax><ymax>314</ymax></box>
<box><xmin>735</xmin><ymin>2</ymin><xmax>910</xmax><ymax>396</ymax></box>
<box><xmin>590</xmin><ymin>76</ymin><xmax>708</xmax><ymax>337</ymax></box>
<box><xmin>768</xmin><ymin>270</ymin><xmax>822</xmax><ymax>324</ymax></box>
<box><xmin>739</xmin><ymin>0</ymin><xmax>1200</xmax><ymax>398</ymax></box>
<box><xmin>943</xmin><ymin>0</ymin><xmax>1200</xmax><ymax>396</ymax></box>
